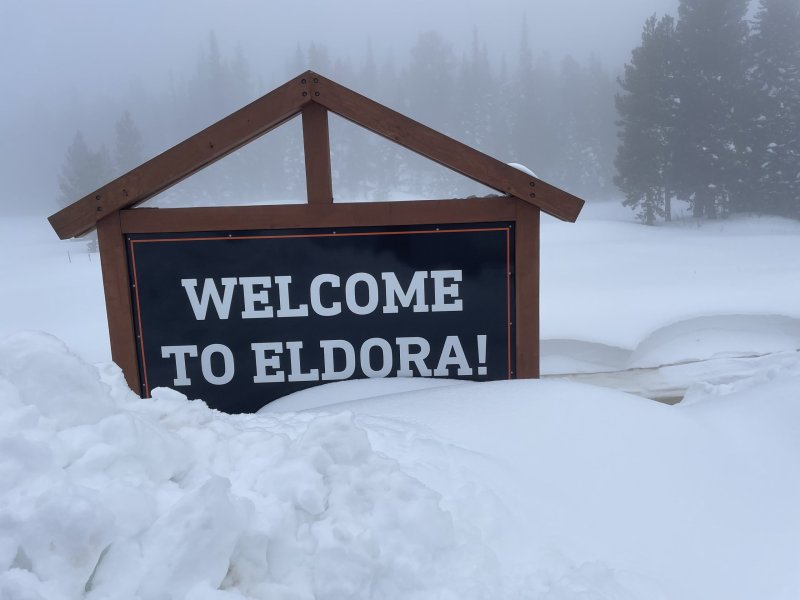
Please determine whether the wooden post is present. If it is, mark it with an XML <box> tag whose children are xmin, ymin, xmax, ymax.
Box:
<box><xmin>302</xmin><ymin>102</ymin><xmax>333</xmax><ymax>204</ymax></box>
<box><xmin>515</xmin><ymin>203</ymin><xmax>540</xmax><ymax>378</ymax></box>
<box><xmin>96</xmin><ymin>213</ymin><xmax>141</xmax><ymax>392</ymax></box>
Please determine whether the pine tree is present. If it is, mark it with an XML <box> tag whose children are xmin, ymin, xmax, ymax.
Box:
<box><xmin>332</xmin><ymin>42</ymin><xmax>388</xmax><ymax>199</ymax></box>
<box><xmin>458</xmin><ymin>29</ymin><xmax>495</xmax><ymax>152</ymax></box>
<box><xmin>361</xmin><ymin>39</ymin><xmax>379</xmax><ymax>98</ymax></box>
<box><xmin>554</xmin><ymin>56</ymin><xmax>588</xmax><ymax>193</ymax></box>
<box><xmin>746</xmin><ymin>0</ymin><xmax>800</xmax><ymax>217</ymax></box>
<box><xmin>196</xmin><ymin>31</ymin><xmax>227</xmax><ymax>123</ymax></box>
<box><xmin>555</xmin><ymin>56</ymin><xmax>618</xmax><ymax>198</ymax></box>
<box><xmin>509</xmin><ymin>19</ymin><xmax>560</xmax><ymax>181</ymax></box>
<box><xmin>615</xmin><ymin>15</ymin><xmax>679</xmax><ymax>224</ymax></box>
<box><xmin>57</xmin><ymin>132</ymin><xmax>114</xmax><ymax>207</ymax></box>
<box><xmin>178</xmin><ymin>32</ymin><xmax>260</xmax><ymax>203</ymax></box>
<box><xmin>229</xmin><ymin>45</ymin><xmax>253</xmax><ymax>107</ymax></box>
<box><xmin>509</xmin><ymin>18</ymin><xmax>534</xmax><ymax>169</ymax></box>
<box><xmin>402</xmin><ymin>31</ymin><xmax>458</xmax><ymax>196</ymax></box>
<box><xmin>307</xmin><ymin>43</ymin><xmax>332</xmax><ymax>74</ymax></box>
<box><xmin>403</xmin><ymin>32</ymin><xmax>457</xmax><ymax>129</ymax></box>
<box><xmin>450</xmin><ymin>29</ymin><xmax>498</xmax><ymax>196</ymax></box>
<box><xmin>114</xmin><ymin>111</ymin><xmax>144</xmax><ymax>174</ymax></box>
<box><xmin>673</xmin><ymin>0</ymin><xmax>750</xmax><ymax>218</ymax></box>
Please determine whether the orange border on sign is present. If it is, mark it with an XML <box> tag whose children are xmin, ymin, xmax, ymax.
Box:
<box><xmin>128</xmin><ymin>225</ymin><xmax>514</xmax><ymax>397</ymax></box>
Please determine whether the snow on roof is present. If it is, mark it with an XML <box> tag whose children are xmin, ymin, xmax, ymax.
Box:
<box><xmin>507</xmin><ymin>161</ymin><xmax>539</xmax><ymax>178</ymax></box>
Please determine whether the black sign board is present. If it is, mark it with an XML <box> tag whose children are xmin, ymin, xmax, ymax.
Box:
<box><xmin>126</xmin><ymin>222</ymin><xmax>515</xmax><ymax>413</ymax></box>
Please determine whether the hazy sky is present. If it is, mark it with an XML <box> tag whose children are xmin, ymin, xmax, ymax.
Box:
<box><xmin>3</xmin><ymin>0</ymin><xmax>679</xmax><ymax>94</ymax></box>
<box><xmin>0</xmin><ymin>0</ymin><xmax>679</xmax><ymax>210</ymax></box>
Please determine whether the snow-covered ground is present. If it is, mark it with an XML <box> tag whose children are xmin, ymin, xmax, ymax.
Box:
<box><xmin>540</xmin><ymin>203</ymin><xmax>800</xmax><ymax>397</ymax></box>
<box><xmin>1</xmin><ymin>202</ymin><xmax>800</xmax><ymax>599</ymax></box>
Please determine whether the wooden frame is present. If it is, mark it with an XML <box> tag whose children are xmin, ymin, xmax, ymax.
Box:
<box><xmin>49</xmin><ymin>71</ymin><xmax>583</xmax><ymax>240</ymax></box>
<box><xmin>98</xmin><ymin>196</ymin><xmax>539</xmax><ymax>391</ymax></box>
<box><xmin>97</xmin><ymin>212</ymin><xmax>141</xmax><ymax>392</ymax></box>
<box><xmin>54</xmin><ymin>70</ymin><xmax>581</xmax><ymax>398</ymax></box>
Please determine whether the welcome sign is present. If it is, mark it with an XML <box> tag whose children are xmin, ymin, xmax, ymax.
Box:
<box><xmin>50</xmin><ymin>74</ymin><xmax>576</xmax><ymax>412</ymax></box>
<box><xmin>127</xmin><ymin>222</ymin><xmax>516</xmax><ymax>413</ymax></box>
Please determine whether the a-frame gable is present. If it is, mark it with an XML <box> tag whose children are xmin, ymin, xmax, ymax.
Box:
<box><xmin>307</xmin><ymin>73</ymin><xmax>583</xmax><ymax>222</ymax></box>
<box><xmin>49</xmin><ymin>75</ymin><xmax>312</xmax><ymax>239</ymax></box>
<box><xmin>49</xmin><ymin>70</ymin><xmax>583</xmax><ymax>240</ymax></box>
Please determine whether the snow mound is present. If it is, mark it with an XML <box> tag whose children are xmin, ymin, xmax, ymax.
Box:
<box><xmin>0</xmin><ymin>333</ymin><xmax>646</xmax><ymax>600</ymax></box>
<box><xmin>265</xmin><ymin>373</ymin><xmax>800</xmax><ymax>600</ymax></box>
<box><xmin>543</xmin><ymin>313</ymin><xmax>800</xmax><ymax>375</ymax></box>
<box><xmin>628</xmin><ymin>313</ymin><xmax>800</xmax><ymax>367</ymax></box>
<box><xmin>259</xmin><ymin>377</ymin><xmax>469</xmax><ymax>412</ymax></box>
<box><xmin>541</xmin><ymin>339</ymin><xmax>631</xmax><ymax>374</ymax></box>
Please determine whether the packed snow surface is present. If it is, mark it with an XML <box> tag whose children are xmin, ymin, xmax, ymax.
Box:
<box><xmin>1</xmin><ymin>205</ymin><xmax>800</xmax><ymax>599</ymax></box>
<box><xmin>541</xmin><ymin>208</ymin><xmax>800</xmax><ymax>353</ymax></box>
<box><xmin>2</xmin><ymin>332</ymin><xmax>800</xmax><ymax>600</ymax></box>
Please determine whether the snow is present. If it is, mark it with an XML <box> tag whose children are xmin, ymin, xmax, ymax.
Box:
<box><xmin>507</xmin><ymin>162</ymin><xmax>538</xmax><ymax>178</ymax></box>
<box><xmin>0</xmin><ymin>218</ymin><xmax>108</xmax><ymax>362</ymax></box>
<box><xmin>543</xmin><ymin>314</ymin><xmax>800</xmax><ymax>372</ymax></box>
<box><xmin>541</xmin><ymin>206</ymin><xmax>800</xmax><ymax>354</ymax></box>
<box><xmin>1</xmin><ymin>204</ymin><xmax>800</xmax><ymax>599</ymax></box>
<box><xmin>2</xmin><ymin>333</ymin><xmax>800</xmax><ymax>599</ymax></box>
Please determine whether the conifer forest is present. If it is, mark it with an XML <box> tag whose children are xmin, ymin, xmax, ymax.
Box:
<box><xmin>57</xmin><ymin>0</ymin><xmax>799</xmax><ymax>224</ymax></box>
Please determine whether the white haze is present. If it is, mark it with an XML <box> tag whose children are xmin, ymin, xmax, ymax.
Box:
<box><xmin>0</xmin><ymin>0</ymin><xmax>678</xmax><ymax>214</ymax></box>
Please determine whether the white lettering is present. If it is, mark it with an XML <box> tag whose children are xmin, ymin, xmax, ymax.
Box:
<box><xmin>200</xmin><ymin>344</ymin><xmax>235</xmax><ymax>385</ymax></box>
<box><xmin>382</xmin><ymin>271</ymin><xmax>429</xmax><ymax>314</ymax></box>
<box><xmin>396</xmin><ymin>337</ymin><xmax>432</xmax><ymax>377</ymax></box>
<box><xmin>252</xmin><ymin>342</ymin><xmax>284</xmax><ymax>383</ymax></box>
<box><xmin>360</xmin><ymin>337</ymin><xmax>393</xmax><ymax>378</ymax></box>
<box><xmin>161</xmin><ymin>345</ymin><xmax>198</xmax><ymax>386</ymax></box>
<box><xmin>274</xmin><ymin>276</ymin><xmax>309</xmax><ymax>318</ymax></box>
<box><xmin>345</xmin><ymin>272</ymin><xmax>380</xmax><ymax>315</ymax></box>
<box><xmin>181</xmin><ymin>278</ymin><xmax>238</xmax><ymax>320</ymax></box>
<box><xmin>286</xmin><ymin>341</ymin><xmax>319</xmax><ymax>382</ymax></box>
<box><xmin>310</xmin><ymin>274</ymin><xmax>342</xmax><ymax>316</ymax></box>
<box><xmin>433</xmin><ymin>336</ymin><xmax>472</xmax><ymax>376</ymax></box>
<box><xmin>431</xmin><ymin>270</ymin><xmax>463</xmax><ymax>312</ymax></box>
<box><xmin>320</xmin><ymin>339</ymin><xmax>356</xmax><ymax>381</ymax></box>
<box><xmin>239</xmin><ymin>276</ymin><xmax>273</xmax><ymax>319</ymax></box>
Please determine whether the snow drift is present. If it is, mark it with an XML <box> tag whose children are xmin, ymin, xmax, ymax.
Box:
<box><xmin>2</xmin><ymin>332</ymin><xmax>800</xmax><ymax>599</ymax></box>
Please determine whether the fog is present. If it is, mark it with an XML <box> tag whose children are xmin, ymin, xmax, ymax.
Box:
<box><xmin>1</xmin><ymin>0</ymin><xmax>678</xmax><ymax>215</ymax></box>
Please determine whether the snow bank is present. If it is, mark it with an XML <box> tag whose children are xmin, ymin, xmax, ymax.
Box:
<box><xmin>540</xmin><ymin>213</ymin><xmax>800</xmax><ymax>350</ymax></box>
<box><xmin>3</xmin><ymin>333</ymin><xmax>800</xmax><ymax>599</ymax></box>
<box><xmin>268</xmin><ymin>371</ymin><xmax>800</xmax><ymax>600</ymax></box>
<box><xmin>2</xmin><ymin>332</ymin><xmax>619</xmax><ymax>600</ymax></box>
<box><xmin>544</xmin><ymin>314</ymin><xmax>800</xmax><ymax>375</ymax></box>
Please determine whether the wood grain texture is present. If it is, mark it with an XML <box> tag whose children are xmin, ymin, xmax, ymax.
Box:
<box><xmin>119</xmin><ymin>197</ymin><xmax>520</xmax><ymax>233</ymax></box>
<box><xmin>515</xmin><ymin>202</ymin><xmax>540</xmax><ymax>378</ymax></box>
<box><xmin>301</xmin><ymin>103</ymin><xmax>333</xmax><ymax>204</ymax></box>
<box><xmin>50</xmin><ymin>69</ymin><xmax>583</xmax><ymax>239</ymax></box>
<box><xmin>49</xmin><ymin>72</ymin><xmax>315</xmax><ymax>239</ymax></box>
<box><xmin>121</xmin><ymin>196</ymin><xmax>540</xmax><ymax>381</ymax></box>
<box><xmin>96</xmin><ymin>213</ymin><xmax>141</xmax><ymax>393</ymax></box>
<box><xmin>309</xmin><ymin>73</ymin><xmax>584</xmax><ymax>223</ymax></box>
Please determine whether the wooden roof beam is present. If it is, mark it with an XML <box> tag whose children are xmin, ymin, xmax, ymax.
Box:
<box><xmin>49</xmin><ymin>72</ymin><xmax>315</xmax><ymax>239</ymax></box>
<box><xmin>307</xmin><ymin>72</ymin><xmax>584</xmax><ymax>222</ymax></box>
